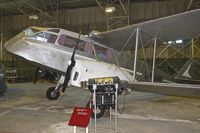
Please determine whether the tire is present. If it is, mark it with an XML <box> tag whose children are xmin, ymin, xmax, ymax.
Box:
<box><xmin>86</xmin><ymin>101</ymin><xmax>105</xmax><ymax>119</ymax></box>
<box><xmin>46</xmin><ymin>87</ymin><xmax>59</xmax><ymax>100</ymax></box>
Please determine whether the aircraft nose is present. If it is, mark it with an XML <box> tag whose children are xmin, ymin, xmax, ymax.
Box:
<box><xmin>4</xmin><ymin>40</ymin><xmax>16</xmax><ymax>52</ymax></box>
<box><xmin>4</xmin><ymin>41</ymin><xmax>12</xmax><ymax>52</ymax></box>
<box><xmin>4</xmin><ymin>38</ymin><xmax>27</xmax><ymax>54</ymax></box>
<box><xmin>4</xmin><ymin>40</ymin><xmax>11</xmax><ymax>48</ymax></box>
<box><xmin>4</xmin><ymin>34</ymin><xmax>26</xmax><ymax>52</ymax></box>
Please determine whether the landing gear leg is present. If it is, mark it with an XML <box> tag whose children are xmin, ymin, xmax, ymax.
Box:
<box><xmin>46</xmin><ymin>75</ymin><xmax>65</xmax><ymax>100</ymax></box>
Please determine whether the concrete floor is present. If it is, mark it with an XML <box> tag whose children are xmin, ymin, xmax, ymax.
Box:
<box><xmin>0</xmin><ymin>81</ymin><xmax>199</xmax><ymax>133</ymax></box>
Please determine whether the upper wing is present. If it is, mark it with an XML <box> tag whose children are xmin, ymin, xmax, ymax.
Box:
<box><xmin>90</xmin><ymin>9</ymin><xmax>200</xmax><ymax>50</ymax></box>
<box><xmin>89</xmin><ymin>9</ymin><xmax>200</xmax><ymax>98</ymax></box>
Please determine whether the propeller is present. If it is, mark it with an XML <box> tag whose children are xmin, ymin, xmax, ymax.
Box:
<box><xmin>61</xmin><ymin>31</ymin><xmax>81</xmax><ymax>94</ymax></box>
<box><xmin>33</xmin><ymin>67</ymin><xmax>39</xmax><ymax>84</ymax></box>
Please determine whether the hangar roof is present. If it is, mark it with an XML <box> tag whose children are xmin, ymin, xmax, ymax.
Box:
<box><xmin>1</xmin><ymin>0</ymin><xmax>199</xmax><ymax>16</ymax></box>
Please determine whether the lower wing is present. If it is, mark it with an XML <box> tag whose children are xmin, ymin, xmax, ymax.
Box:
<box><xmin>128</xmin><ymin>81</ymin><xmax>200</xmax><ymax>98</ymax></box>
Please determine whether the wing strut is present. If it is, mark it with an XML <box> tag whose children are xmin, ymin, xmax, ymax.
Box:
<box><xmin>133</xmin><ymin>28</ymin><xmax>139</xmax><ymax>81</ymax></box>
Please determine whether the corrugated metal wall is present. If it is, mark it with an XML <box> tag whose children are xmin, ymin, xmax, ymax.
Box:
<box><xmin>2</xmin><ymin>0</ymin><xmax>189</xmax><ymax>38</ymax></box>
<box><xmin>58</xmin><ymin>6</ymin><xmax>107</xmax><ymax>33</ymax></box>
<box><xmin>130</xmin><ymin>0</ymin><xmax>188</xmax><ymax>23</ymax></box>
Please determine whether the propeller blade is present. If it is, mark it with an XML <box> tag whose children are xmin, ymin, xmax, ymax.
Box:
<box><xmin>61</xmin><ymin>31</ymin><xmax>81</xmax><ymax>93</ymax></box>
<box><xmin>71</xmin><ymin>31</ymin><xmax>81</xmax><ymax>63</ymax></box>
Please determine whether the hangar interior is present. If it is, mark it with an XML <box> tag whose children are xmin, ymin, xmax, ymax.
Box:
<box><xmin>0</xmin><ymin>0</ymin><xmax>200</xmax><ymax>133</ymax></box>
<box><xmin>0</xmin><ymin>0</ymin><xmax>200</xmax><ymax>82</ymax></box>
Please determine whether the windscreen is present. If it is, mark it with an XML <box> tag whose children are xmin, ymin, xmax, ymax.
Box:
<box><xmin>30</xmin><ymin>32</ymin><xmax>58</xmax><ymax>44</ymax></box>
<box><xmin>6</xmin><ymin>27</ymin><xmax>42</xmax><ymax>45</ymax></box>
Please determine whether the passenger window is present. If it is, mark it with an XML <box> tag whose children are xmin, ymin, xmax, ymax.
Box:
<box><xmin>84</xmin><ymin>42</ymin><xmax>94</xmax><ymax>55</ymax></box>
<box><xmin>30</xmin><ymin>32</ymin><xmax>58</xmax><ymax>44</ymax></box>
<box><xmin>95</xmin><ymin>45</ymin><xmax>107</xmax><ymax>61</ymax></box>
<box><xmin>58</xmin><ymin>35</ymin><xmax>78</xmax><ymax>48</ymax></box>
<box><xmin>94</xmin><ymin>45</ymin><xmax>114</xmax><ymax>62</ymax></box>
<box><xmin>58</xmin><ymin>35</ymin><xmax>85</xmax><ymax>50</ymax></box>
<box><xmin>106</xmin><ymin>48</ymin><xmax>113</xmax><ymax>61</ymax></box>
<box><xmin>58</xmin><ymin>35</ymin><xmax>95</xmax><ymax>57</ymax></box>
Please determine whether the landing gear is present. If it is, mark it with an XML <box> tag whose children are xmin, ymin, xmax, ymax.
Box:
<box><xmin>46</xmin><ymin>87</ymin><xmax>60</xmax><ymax>100</ymax></box>
<box><xmin>46</xmin><ymin>75</ymin><xmax>65</xmax><ymax>100</ymax></box>
<box><xmin>86</xmin><ymin>100</ymin><xmax>105</xmax><ymax>119</ymax></box>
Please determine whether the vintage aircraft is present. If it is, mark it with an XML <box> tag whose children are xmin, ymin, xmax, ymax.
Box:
<box><xmin>5</xmin><ymin>26</ymin><xmax>133</xmax><ymax>100</ymax></box>
<box><xmin>4</xmin><ymin>8</ymin><xmax>200</xmax><ymax>102</ymax></box>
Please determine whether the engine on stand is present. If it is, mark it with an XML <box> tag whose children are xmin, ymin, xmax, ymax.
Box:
<box><xmin>86</xmin><ymin>76</ymin><xmax>129</xmax><ymax>132</ymax></box>
<box><xmin>87</xmin><ymin>76</ymin><xmax>129</xmax><ymax>118</ymax></box>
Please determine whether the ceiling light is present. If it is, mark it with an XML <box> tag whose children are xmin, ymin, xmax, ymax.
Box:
<box><xmin>29</xmin><ymin>15</ymin><xmax>38</xmax><ymax>20</ymax></box>
<box><xmin>105</xmin><ymin>6</ymin><xmax>116</xmax><ymax>13</ymax></box>
<box><xmin>176</xmin><ymin>40</ymin><xmax>183</xmax><ymax>44</ymax></box>
<box><xmin>163</xmin><ymin>42</ymin><xmax>167</xmax><ymax>44</ymax></box>
<box><xmin>168</xmin><ymin>41</ymin><xmax>173</xmax><ymax>44</ymax></box>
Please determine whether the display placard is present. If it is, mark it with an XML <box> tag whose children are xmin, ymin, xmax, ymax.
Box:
<box><xmin>68</xmin><ymin>107</ymin><xmax>92</xmax><ymax>128</ymax></box>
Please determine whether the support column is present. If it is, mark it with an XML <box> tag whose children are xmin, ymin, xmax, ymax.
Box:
<box><xmin>151</xmin><ymin>37</ymin><xmax>157</xmax><ymax>82</ymax></box>
<box><xmin>0</xmin><ymin>11</ymin><xmax>3</xmax><ymax>61</ymax></box>
<box><xmin>133</xmin><ymin>28</ymin><xmax>139</xmax><ymax>81</ymax></box>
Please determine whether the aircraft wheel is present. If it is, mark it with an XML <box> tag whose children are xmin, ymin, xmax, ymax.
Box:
<box><xmin>46</xmin><ymin>87</ymin><xmax>59</xmax><ymax>100</ymax></box>
<box><xmin>86</xmin><ymin>101</ymin><xmax>105</xmax><ymax>119</ymax></box>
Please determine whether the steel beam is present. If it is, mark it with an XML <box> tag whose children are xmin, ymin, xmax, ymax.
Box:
<box><xmin>94</xmin><ymin>0</ymin><xmax>105</xmax><ymax>11</ymax></box>
<box><xmin>119</xmin><ymin>0</ymin><xmax>127</xmax><ymax>14</ymax></box>
<box><xmin>186</xmin><ymin>0</ymin><xmax>194</xmax><ymax>11</ymax></box>
<box><xmin>95</xmin><ymin>0</ymin><xmax>129</xmax><ymax>30</ymax></box>
<box><xmin>26</xmin><ymin>3</ymin><xmax>52</xmax><ymax>18</ymax></box>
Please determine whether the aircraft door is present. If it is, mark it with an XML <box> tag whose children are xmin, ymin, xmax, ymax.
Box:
<box><xmin>70</xmin><ymin>59</ymin><xmax>108</xmax><ymax>88</ymax></box>
<box><xmin>70</xmin><ymin>60</ymin><xmax>83</xmax><ymax>87</ymax></box>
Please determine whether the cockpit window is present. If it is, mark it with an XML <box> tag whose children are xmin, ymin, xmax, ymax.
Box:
<box><xmin>24</xmin><ymin>28</ymin><xmax>38</xmax><ymax>36</ymax></box>
<box><xmin>30</xmin><ymin>32</ymin><xmax>58</xmax><ymax>44</ymax></box>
